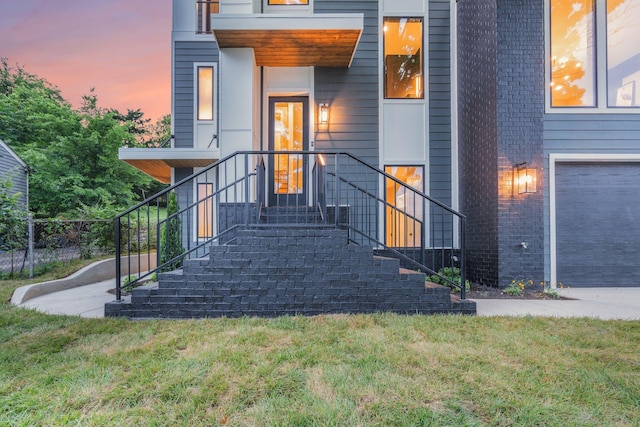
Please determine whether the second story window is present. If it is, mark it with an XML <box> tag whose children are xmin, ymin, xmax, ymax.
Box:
<box><xmin>549</xmin><ymin>0</ymin><xmax>640</xmax><ymax>108</ymax></box>
<box><xmin>383</xmin><ymin>17</ymin><xmax>423</xmax><ymax>99</ymax></box>
<box><xmin>268</xmin><ymin>0</ymin><xmax>309</xmax><ymax>4</ymax></box>
<box><xmin>197</xmin><ymin>66</ymin><xmax>214</xmax><ymax>121</ymax></box>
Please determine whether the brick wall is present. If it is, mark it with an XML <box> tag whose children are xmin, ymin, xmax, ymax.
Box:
<box><xmin>458</xmin><ymin>0</ymin><xmax>544</xmax><ymax>287</ymax></box>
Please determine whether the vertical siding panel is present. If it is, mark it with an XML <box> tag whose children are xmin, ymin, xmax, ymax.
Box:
<box><xmin>314</xmin><ymin>0</ymin><xmax>379</xmax><ymax>167</ymax></box>
<box><xmin>429</xmin><ymin>0</ymin><xmax>452</xmax><ymax>206</ymax></box>
<box><xmin>173</xmin><ymin>40</ymin><xmax>219</xmax><ymax>148</ymax></box>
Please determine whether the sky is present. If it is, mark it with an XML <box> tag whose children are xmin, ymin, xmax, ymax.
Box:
<box><xmin>0</xmin><ymin>0</ymin><xmax>172</xmax><ymax>122</ymax></box>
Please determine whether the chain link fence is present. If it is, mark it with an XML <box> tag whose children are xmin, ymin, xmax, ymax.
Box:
<box><xmin>0</xmin><ymin>217</ymin><xmax>116</xmax><ymax>278</ymax></box>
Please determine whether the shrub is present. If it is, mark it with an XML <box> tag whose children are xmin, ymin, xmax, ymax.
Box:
<box><xmin>427</xmin><ymin>267</ymin><xmax>470</xmax><ymax>292</ymax></box>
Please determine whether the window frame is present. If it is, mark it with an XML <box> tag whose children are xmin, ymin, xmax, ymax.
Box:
<box><xmin>545</xmin><ymin>0</ymin><xmax>640</xmax><ymax>113</ymax></box>
<box><xmin>384</xmin><ymin>165</ymin><xmax>425</xmax><ymax>248</ymax></box>
<box><xmin>383</xmin><ymin>16</ymin><xmax>425</xmax><ymax>100</ymax></box>
<box><xmin>195</xmin><ymin>64</ymin><xmax>215</xmax><ymax>122</ymax></box>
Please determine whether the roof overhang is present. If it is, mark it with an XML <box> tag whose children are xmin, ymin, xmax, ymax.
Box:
<box><xmin>119</xmin><ymin>148</ymin><xmax>218</xmax><ymax>184</ymax></box>
<box><xmin>211</xmin><ymin>13</ymin><xmax>364</xmax><ymax>67</ymax></box>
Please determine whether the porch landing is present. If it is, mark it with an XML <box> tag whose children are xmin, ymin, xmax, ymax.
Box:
<box><xmin>105</xmin><ymin>228</ymin><xmax>475</xmax><ymax>318</ymax></box>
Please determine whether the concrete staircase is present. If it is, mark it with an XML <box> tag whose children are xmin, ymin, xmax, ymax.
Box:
<box><xmin>105</xmin><ymin>228</ymin><xmax>476</xmax><ymax>318</ymax></box>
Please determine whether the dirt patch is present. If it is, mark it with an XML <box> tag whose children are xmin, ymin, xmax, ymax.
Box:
<box><xmin>466</xmin><ymin>283</ymin><xmax>572</xmax><ymax>300</ymax></box>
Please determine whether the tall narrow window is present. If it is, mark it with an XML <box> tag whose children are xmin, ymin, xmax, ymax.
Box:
<box><xmin>383</xmin><ymin>17</ymin><xmax>423</xmax><ymax>99</ymax></box>
<box><xmin>268</xmin><ymin>0</ymin><xmax>309</xmax><ymax>4</ymax></box>
<box><xmin>550</xmin><ymin>0</ymin><xmax>596</xmax><ymax>107</ymax></box>
<box><xmin>607</xmin><ymin>0</ymin><xmax>640</xmax><ymax>107</ymax></box>
<box><xmin>197</xmin><ymin>66</ymin><xmax>214</xmax><ymax>121</ymax></box>
<box><xmin>197</xmin><ymin>183</ymin><xmax>213</xmax><ymax>238</ymax></box>
<box><xmin>385</xmin><ymin>166</ymin><xmax>424</xmax><ymax>247</ymax></box>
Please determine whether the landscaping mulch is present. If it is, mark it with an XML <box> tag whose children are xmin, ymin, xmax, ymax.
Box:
<box><xmin>466</xmin><ymin>283</ymin><xmax>572</xmax><ymax>300</ymax></box>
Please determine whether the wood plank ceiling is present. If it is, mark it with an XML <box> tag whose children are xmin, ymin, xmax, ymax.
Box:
<box><xmin>212</xmin><ymin>29</ymin><xmax>362</xmax><ymax>67</ymax></box>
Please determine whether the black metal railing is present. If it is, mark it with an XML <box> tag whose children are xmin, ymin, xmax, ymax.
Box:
<box><xmin>114</xmin><ymin>151</ymin><xmax>467</xmax><ymax>300</ymax></box>
<box><xmin>196</xmin><ymin>0</ymin><xmax>220</xmax><ymax>34</ymax></box>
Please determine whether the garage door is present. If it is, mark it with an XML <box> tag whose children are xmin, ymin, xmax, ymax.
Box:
<box><xmin>555</xmin><ymin>162</ymin><xmax>640</xmax><ymax>287</ymax></box>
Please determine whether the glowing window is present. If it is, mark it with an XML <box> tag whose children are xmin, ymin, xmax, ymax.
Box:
<box><xmin>197</xmin><ymin>66</ymin><xmax>214</xmax><ymax>121</ymax></box>
<box><xmin>384</xmin><ymin>17</ymin><xmax>423</xmax><ymax>99</ymax></box>
<box><xmin>268</xmin><ymin>0</ymin><xmax>309</xmax><ymax>4</ymax></box>
<box><xmin>385</xmin><ymin>166</ymin><xmax>424</xmax><ymax>248</ymax></box>
<box><xmin>549</xmin><ymin>0</ymin><xmax>640</xmax><ymax>108</ymax></box>
<box><xmin>549</xmin><ymin>0</ymin><xmax>595</xmax><ymax>107</ymax></box>
<box><xmin>197</xmin><ymin>183</ymin><xmax>213</xmax><ymax>238</ymax></box>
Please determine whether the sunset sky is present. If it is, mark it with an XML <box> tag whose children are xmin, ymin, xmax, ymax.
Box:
<box><xmin>0</xmin><ymin>0</ymin><xmax>172</xmax><ymax>122</ymax></box>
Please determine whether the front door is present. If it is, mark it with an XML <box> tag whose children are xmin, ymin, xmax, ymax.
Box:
<box><xmin>268</xmin><ymin>97</ymin><xmax>309</xmax><ymax>206</ymax></box>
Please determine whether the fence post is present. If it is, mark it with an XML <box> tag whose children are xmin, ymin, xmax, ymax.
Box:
<box><xmin>28</xmin><ymin>213</ymin><xmax>34</xmax><ymax>278</ymax></box>
<box><xmin>115</xmin><ymin>217</ymin><xmax>122</xmax><ymax>301</ymax></box>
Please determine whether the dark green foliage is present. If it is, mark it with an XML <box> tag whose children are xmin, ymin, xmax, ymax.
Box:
<box><xmin>159</xmin><ymin>192</ymin><xmax>184</xmax><ymax>272</ymax></box>
<box><xmin>0</xmin><ymin>176</ymin><xmax>28</xmax><ymax>277</ymax></box>
<box><xmin>0</xmin><ymin>59</ymin><xmax>168</xmax><ymax>218</ymax></box>
<box><xmin>427</xmin><ymin>267</ymin><xmax>471</xmax><ymax>292</ymax></box>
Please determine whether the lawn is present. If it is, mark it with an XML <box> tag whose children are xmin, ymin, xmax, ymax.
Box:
<box><xmin>1</xmin><ymin>263</ymin><xmax>639</xmax><ymax>426</ymax></box>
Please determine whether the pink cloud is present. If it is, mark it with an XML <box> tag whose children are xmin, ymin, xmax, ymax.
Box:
<box><xmin>0</xmin><ymin>0</ymin><xmax>171</xmax><ymax>122</ymax></box>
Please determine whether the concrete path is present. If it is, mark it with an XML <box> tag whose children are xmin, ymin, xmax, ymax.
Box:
<box><xmin>18</xmin><ymin>279</ymin><xmax>117</xmax><ymax>318</ymax></box>
<box><xmin>14</xmin><ymin>280</ymin><xmax>640</xmax><ymax>320</ymax></box>
<box><xmin>476</xmin><ymin>287</ymin><xmax>640</xmax><ymax>320</ymax></box>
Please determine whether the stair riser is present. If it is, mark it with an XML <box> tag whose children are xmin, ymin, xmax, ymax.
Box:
<box><xmin>105</xmin><ymin>227</ymin><xmax>476</xmax><ymax>318</ymax></box>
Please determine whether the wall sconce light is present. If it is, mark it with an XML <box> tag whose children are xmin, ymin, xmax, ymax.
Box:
<box><xmin>318</xmin><ymin>103</ymin><xmax>329</xmax><ymax>125</ymax></box>
<box><xmin>514</xmin><ymin>162</ymin><xmax>536</xmax><ymax>194</ymax></box>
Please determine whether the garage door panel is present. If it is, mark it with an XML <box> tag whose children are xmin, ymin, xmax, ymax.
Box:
<box><xmin>556</xmin><ymin>162</ymin><xmax>640</xmax><ymax>287</ymax></box>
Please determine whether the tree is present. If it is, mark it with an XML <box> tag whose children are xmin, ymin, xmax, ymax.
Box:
<box><xmin>0</xmin><ymin>59</ymin><xmax>168</xmax><ymax>217</ymax></box>
<box><xmin>0</xmin><ymin>175</ymin><xmax>27</xmax><ymax>277</ymax></box>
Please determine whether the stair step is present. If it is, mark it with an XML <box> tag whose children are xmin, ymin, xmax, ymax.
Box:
<box><xmin>105</xmin><ymin>226</ymin><xmax>476</xmax><ymax>318</ymax></box>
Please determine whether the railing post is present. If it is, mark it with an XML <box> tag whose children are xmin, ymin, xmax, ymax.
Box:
<box><xmin>115</xmin><ymin>217</ymin><xmax>121</xmax><ymax>301</ymax></box>
<box><xmin>459</xmin><ymin>217</ymin><xmax>467</xmax><ymax>300</ymax></box>
<box><xmin>334</xmin><ymin>155</ymin><xmax>340</xmax><ymax>227</ymax></box>
<box><xmin>244</xmin><ymin>153</ymin><xmax>250</xmax><ymax>226</ymax></box>
<box><xmin>28</xmin><ymin>213</ymin><xmax>34</xmax><ymax>278</ymax></box>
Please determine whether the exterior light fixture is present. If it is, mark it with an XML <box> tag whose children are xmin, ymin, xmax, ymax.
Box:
<box><xmin>319</xmin><ymin>103</ymin><xmax>329</xmax><ymax>125</ymax></box>
<box><xmin>514</xmin><ymin>162</ymin><xmax>536</xmax><ymax>194</ymax></box>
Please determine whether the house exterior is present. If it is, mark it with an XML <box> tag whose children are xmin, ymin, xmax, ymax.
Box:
<box><xmin>0</xmin><ymin>138</ymin><xmax>29</xmax><ymax>212</ymax></box>
<box><xmin>119</xmin><ymin>0</ymin><xmax>640</xmax><ymax>290</ymax></box>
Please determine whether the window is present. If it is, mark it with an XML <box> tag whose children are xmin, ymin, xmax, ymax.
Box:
<box><xmin>549</xmin><ymin>0</ymin><xmax>640</xmax><ymax>108</ymax></box>
<box><xmin>268</xmin><ymin>0</ymin><xmax>308</xmax><ymax>4</ymax></box>
<box><xmin>197</xmin><ymin>183</ymin><xmax>213</xmax><ymax>238</ymax></box>
<box><xmin>383</xmin><ymin>17</ymin><xmax>423</xmax><ymax>99</ymax></box>
<box><xmin>197</xmin><ymin>66</ymin><xmax>214</xmax><ymax>121</ymax></box>
<box><xmin>196</xmin><ymin>1</ymin><xmax>219</xmax><ymax>34</ymax></box>
<box><xmin>385</xmin><ymin>166</ymin><xmax>424</xmax><ymax>247</ymax></box>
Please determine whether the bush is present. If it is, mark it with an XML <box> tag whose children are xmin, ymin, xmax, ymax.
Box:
<box><xmin>427</xmin><ymin>267</ymin><xmax>470</xmax><ymax>292</ymax></box>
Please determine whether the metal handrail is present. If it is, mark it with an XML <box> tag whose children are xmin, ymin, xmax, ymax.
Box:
<box><xmin>114</xmin><ymin>151</ymin><xmax>467</xmax><ymax>300</ymax></box>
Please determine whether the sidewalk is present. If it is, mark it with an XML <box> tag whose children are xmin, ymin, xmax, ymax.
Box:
<box><xmin>14</xmin><ymin>280</ymin><xmax>640</xmax><ymax>320</ymax></box>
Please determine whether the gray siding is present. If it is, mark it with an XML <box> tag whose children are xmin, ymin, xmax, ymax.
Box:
<box><xmin>429</xmin><ymin>0</ymin><xmax>453</xmax><ymax>205</ymax></box>
<box><xmin>543</xmin><ymin>114</ymin><xmax>640</xmax><ymax>284</ymax></box>
<box><xmin>173</xmin><ymin>40</ymin><xmax>219</xmax><ymax>148</ymax></box>
<box><xmin>0</xmin><ymin>140</ymin><xmax>28</xmax><ymax>211</ymax></box>
<box><xmin>544</xmin><ymin>114</ymin><xmax>640</xmax><ymax>151</ymax></box>
<box><xmin>314</xmin><ymin>0</ymin><xmax>379</xmax><ymax>167</ymax></box>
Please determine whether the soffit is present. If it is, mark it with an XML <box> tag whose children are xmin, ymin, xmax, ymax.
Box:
<box><xmin>211</xmin><ymin>14</ymin><xmax>364</xmax><ymax>67</ymax></box>
<box><xmin>119</xmin><ymin>148</ymin><xmax>218</xmax><ymax>184</ymax></box>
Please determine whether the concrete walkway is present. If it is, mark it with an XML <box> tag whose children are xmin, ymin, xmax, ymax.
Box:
<box><xmin>476</xmin><ymin>287</ymin><xmax>640</xmax><ymax>320</ymax></box>
<box><xmin>13</xmin><ymin>279</ymin><xmax>640</xmax><ymax>320</ymax></box>
<box><xmin>18</xmin><ymin>278</ymin><xmax>117</xmax><ymax>318</ymax></box>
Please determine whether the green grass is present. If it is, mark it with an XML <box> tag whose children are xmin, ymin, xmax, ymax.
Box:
<box><xmin>1</xmin><ymin>266</ymin><xmax>639</xmax><ymax>426</ymax></box>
